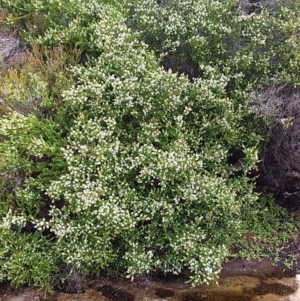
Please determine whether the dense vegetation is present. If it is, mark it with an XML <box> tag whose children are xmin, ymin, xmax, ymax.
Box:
<box><xmin>0</xmin><ymin>0</ymin><xmax>299</xmax><ymax>292</ymax></box>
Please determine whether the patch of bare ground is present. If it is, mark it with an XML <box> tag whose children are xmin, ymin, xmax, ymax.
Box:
<box><xmin>0</xmin><ymin>34</ymin><xmax>24</xmax><ymax>68</ymax></box>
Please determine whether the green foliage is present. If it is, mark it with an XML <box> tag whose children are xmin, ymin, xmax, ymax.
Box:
<box><xmin>0</xmin><ymin>111</ymin><xmax>67</xmax><ymax>217</ymax></box>
<box><xmin>0</xmin><ymin>43</ymin><xmax>77</xmax><ymax>220</ymax></box>
<box><xmin>0</xmin><ymin>0</ymin><xmax>299</xmax><ymax>291</ymax></box>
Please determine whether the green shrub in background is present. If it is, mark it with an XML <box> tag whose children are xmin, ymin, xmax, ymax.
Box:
<box><xmin>0</xmin><ymin>0</ymin><xmax>129</xmax><ymax>55</ymax></box>
<box><xmin>0</xmin><ymin>45</ymin><xmax>80</xmax><ymax>115</ymax></box>
<box><xmin>0</xmin><ymin>0</ymin><xmax>299</xmax><ymax>291</ymax></box>
<box><xmin>128</xmin><ymin>0</ymin><xmax>300</xmax><ymax>88</ymax></box>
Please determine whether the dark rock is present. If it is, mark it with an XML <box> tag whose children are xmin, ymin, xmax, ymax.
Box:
<box><xmin>98</xmin><ymin>284</ymin><xmax>134</xmax><ymax>301</ymax></box>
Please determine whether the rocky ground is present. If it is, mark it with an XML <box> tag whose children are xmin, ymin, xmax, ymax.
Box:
<box><xmin>0</xmin><ymin>259</ymin><xmax>299</xmax><ymax>301</ymax></box>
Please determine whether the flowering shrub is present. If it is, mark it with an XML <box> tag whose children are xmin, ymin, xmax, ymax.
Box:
<box><xmin>0</xmin><ymin>0</ymin><xmax>128</xmax><ymax>54</ymax></box>
<box><xmin>0</xmin><ymin>0</ymin><xmax>299</xmax><ymax>291</ymax></box>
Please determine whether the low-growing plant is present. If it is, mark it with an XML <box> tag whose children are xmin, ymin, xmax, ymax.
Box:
<box><xmin>0</xmin><ymin>226</ymin><xmax>59</xmax><ymax>292</ymax></box>
<box><xmin>230</xmin><ymin>193</ymin><xmax>300</xmax><ymax>269</ymax></box>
